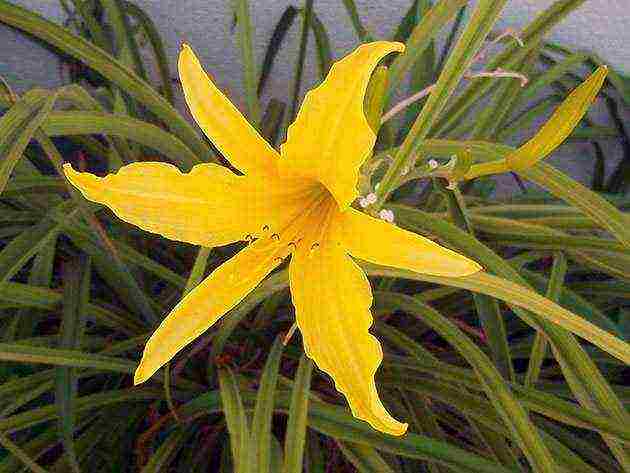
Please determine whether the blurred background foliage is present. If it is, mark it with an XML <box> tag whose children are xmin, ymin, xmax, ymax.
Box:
<box><xmin>0</xmin><ymin>0</ymin><xmax>629</xmax><ymax>471</ymax></box>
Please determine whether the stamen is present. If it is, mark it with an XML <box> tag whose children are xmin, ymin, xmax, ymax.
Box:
<box><xmin>244</xmin><ymin>234</ymin><xmax>254</xmax><ymax>243</ymax></box>
<box><xmin>379</xmin><ymin>209</ymin><xmax>395</xmax><ymax>223</ymax></box>
<box><xmin>271</xmin><ymin>233</ymin><xmax>280</xmax><ymax>241</ymax></box>
<box><xmin>262</xmin><ymin>224</ymin><xmax>269</xmax><ymax>232</ymax></box>
<box><xmin>359</xmin><ymin>192</ymin><xmax>378</xmax><ymax>208</ymax></box>
<box><xmin>273</xmin><ymin>256</ymin><xmax>284</xmax><ymax>264</ymax></box>
<box><xmin>288</xmin><ymin>242</ymin><xmax>297</xmax><ymax>251</ymax></box>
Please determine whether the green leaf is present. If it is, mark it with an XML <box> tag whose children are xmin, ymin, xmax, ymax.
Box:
<box><xmin>340</xmin><ymin>0</ymin><xmax>372</xmax><ymax>42</ymax></box>
<box><xmin>0</xmin><ymin>281</ymin><xmax>144</xmax><ymax>334</ymax></box>
<box><xmin>522</xmin><ymin>162</ymin><xmax>630</xmax><ymax>248</ymax></box>
<box><xmin>380</xmin><ymin>357</ymin><xmax>630</xmax><ymax>442</ymax></box>
<box><xmin>337</xmin><ymin>441</ymin><xmax>395</xmax><ymax>473</ymax></box>
<box><xmin>0</xmin><ymin>204</ymin><xmax>69</xmax><ymax>283</ymax></box>
<box><xmin>218</xmin><ymin>367</ymin><xmax>250</xmax><ymax>473</ymax></box>
<box><xmin>53</xmin><ymin>216</ymin><xmax>158</xmax><ymax>327</ymax></box>
<box><xmin>232</xmin><ymin>0</ymin><xmax>261</xmax><ymax>124</ymax></box>
<box><xmin>182</xmin><ymin>390</ymin><xmax>517</xmax><ymax>473</ymax></box>
<box><xmin>377</xmin><ymin>0</ymin><xmax>508</xmax><ymax>206</ymax></box>
<box><xmin>310</xmin><ymin>12</ymin><xmax>333</xmax><ymax>79</ymax></box>
<box><xmin>385</xmin><ymin>0</ymin><xmax>467</xmax><ymax>100</ymax></box>
<box><xmin>55</xmin><ymin>254</ymin><xmax>91</xmax><ymax>473</ymax></box>
<box><xmin>260</xmin><ymin>99</ymin><xmax>286</xmax><ymax>146</ymax></box>
<box><xmin>140</xmin><ymin>429</ymin><xmax>189</xmax><ymax>472</ymax></box>
<box><xmin>388</xmin><ymin>203</ymin><xmax>630</xmax><ymax>456</ymax></box>
<box><xmin>287</xmin><ymin>0</ymin><xmax>314</xmax><ymax>124</ymax></box>
<box><xmin>416</xmin><ymin>139</ymin><xmax>630</xmax><ymax>247</ymax></box>
<box><xmin>375</xmin><ymin>292</ymin><xmax>559</xmax><ymax>473</ymax></box>
<box><xmin>248</xmin><ymin>336</ymin><xmax>285</xmax><ymax>473</ymax></box>
<box><xmin>0</xmin><ymin>0</ymin><xmax>210</xmax><ymax>161</ymax></box>
<box><xmin>469</xmin><ymin>50</ymin><xmax>538</xmax><ymax>140</ymax></box>
<box><xmin>9</xmin><ymin>227</ymin><xmax>57</xmax><ymax>340</ymax></box>
<box><xmin>0</xmin><ymin>344</ymin><xmax>136</xmax><ymax>373</ymax></box>
<box><xmin>0</xmin><ymin>89</ymin><xmax>58</xmax><ymax>194</ymax></box>
<box><xmin>375</xmin><ymin>263</ymin><xmax>630</xmax><ymax>366</ymax></box>
<box><xmin>521</xmin><ymin>51</ymin><xmax>590</xmax><ymax>103</ymax></box>
<box><xmin>432</xmin><ymin>0</ymin><xmax>588</xmax><ymax>136</ymax></box>
<box><xmin>0</xmin><ymin>388</ymin><xmax>161</xmax><ymax>433</ymax></box>
<box><xmin>364</xmin><ymin>65</ymin><xmax>389</xmax><ymax>132</ymax></box>
<box><xmin>438</xmin><ymin>181</ymin><xmax>514</xmax><ymax>381</ymax></box>
<box><xmin>122</xmin><ymin>1</ymin><xmax>175</xmax><ymax>104</ymax></box>
<box><xmin>42</xmin><ymin>111</ymin><xmax>199</xmax><ymax>170</ymax></box>
<box><xmin>258</xmin><ymin>6</ymin><xmax>298</xmax><ymax>96</ymax></box>
<box><xmin>0</xmin><ymin>431</ymin><xmax>49</xmax><ymax>473</ymax></box>
<box><xmin>283</xmin><ymin>355</ymin><xmax>313</xmax><ymax>473</ymax></box>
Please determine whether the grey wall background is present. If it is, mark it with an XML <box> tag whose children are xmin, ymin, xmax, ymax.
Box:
<box><xmin>1</xmin><ymin>0</ymin><xmax>629</xmax><ymax>192</ymax></box>
<box><xmin>3</xmin><ymin>0</ymin><xmax>630</xmax><ymax>99</ymax></box>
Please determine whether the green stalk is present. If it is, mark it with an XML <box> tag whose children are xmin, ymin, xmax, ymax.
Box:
<box><xmin>376</xmin><ymin>0</ymin><xmax>508</xmax><ymax>207</ymax></box>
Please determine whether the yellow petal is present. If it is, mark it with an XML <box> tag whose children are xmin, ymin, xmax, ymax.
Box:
<box><xmin>289</xmin><ymin>221</ymin><xmax>408</xmax><ymax>436</ymax></box>
<box><xmin>64</xmin><ymin>162</ymin><xmax>319</xmax><ymax>248</ymax></box>
<box><xmin>507</xmin><ymin>65</ymin><xmax>608</xmax><ymax>171</ymax></box>
<box><xmin>135</xmin><ymin>238</ymin><xmax>283</xmax><ymax>384</ymax></box>
<box><xmin>335</xmin><ymin>208</ymin><xmax>481</xmax><ymax>277</ymax></box>
<box><xmin>179</xmin><ymin>44</ymin><xmax>279</xmax><ymax>176</ymax></box>
<box><xmin>280</xmin><ymin>41</ymin><xmax>404</xmax><ymax>209</ymax></box>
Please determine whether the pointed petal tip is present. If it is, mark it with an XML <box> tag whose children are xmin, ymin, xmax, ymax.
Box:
<box><xmin>356</xmin><ymin>397</ymin><xmax>408</xmax><ymax>436</ymax></box>
<box><xmin>387</xmin><ymin>421</ymin><xmax>408</xmax><ymax>437</ymax></box>
<box><xmin>178</xmin><ymin>43</ymin><xmax>192</xmax><ymax>63</ymax></box>
<box><xmin>61</xmin><ymin>163</ymin><xmax>103</xmax><ymax>201</ymax></box>
<box><xmin>62</xmin><ymin>162</ymin><xmax>76</xmax><ymax>178</ymax></box>
<box><xmin>179</xmin><ymin>42</ymin><xmax>194</xmax><ymax>57</ymax></box>
<box><xmin>133</xmin><ymin>362</ymin><xmax>151</xmax><ymax>386</ymax></box>
<box><xmin>359</xmin><ymin>40</ymin><xmax>405</xmax><ymax>54</ymax></box>
<box><xmin>392</xmin><ymin>41</ymin><xmax>405</xmax><ymax>53</ymax></box>
<box><xmin>455</xmin><ymin>259</ymin><xmax>483</xmax><ymax>277</ymax></box>
<box><xmin>62</xmin><ymin>163</ymin><xmax>87</xmax><ymax>191</ymax></box>
<box><xmin>362</xmin><ymin>408</ymin><xmax>408</xmax><ymax>436</ymax></box>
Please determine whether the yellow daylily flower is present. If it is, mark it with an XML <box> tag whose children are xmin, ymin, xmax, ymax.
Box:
<box><xmin>63</xmin><ymin>41</ymin><xmax>481</xmax><ymax>436</ymax></box>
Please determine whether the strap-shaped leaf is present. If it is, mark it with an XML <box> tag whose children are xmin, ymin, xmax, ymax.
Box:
<box><xmin>0</xmin><ymin>89</ymin><xmax>57</xmax><ymax>194</ymax></box>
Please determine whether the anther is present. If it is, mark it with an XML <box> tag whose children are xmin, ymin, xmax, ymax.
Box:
<box><xmin>288</xmin><ymin>242</ymin><xmax>297</xmax><ymax>251</ymax></box>
<box><xmin>271</xmin><ymin>233</ymin><xmax>280</xmax><ymax>241</ymax></box>
<box><xmin>262</xmin><ymin>224</ymin><xmax>269</xmax><ymax>232</ymax></box>
<box><xmin>359</xmin><ymin>192</ymin><xmax>377</xmax><ymax>208</ymax></box>
<box><xmin>273</xmin><ymin>257</ymin><xmax>284</xmax><ymax>264</ymax></box>
<box><xmin>428</xmin><ymin>159</ymin><xmax>439</xmax><ymax>169</ymax></box>
<box><xmin>379</xmin><ymin>209</ymin><xmax>395</xmax><ymax>223</ymax></box>
<box><xmin>244</xmin><ymin>234</ymin><xmax>254</xmax><ymax>242</ymax></box>
<box><xmin>310</xmin><ymin>242</ymin><xmax>320</xmax><ymax>251</ymax></box>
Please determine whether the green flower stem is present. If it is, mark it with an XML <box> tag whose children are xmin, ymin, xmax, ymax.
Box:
<box><xmin>374</xmin><ymin>0</ymin><xmax>508</xmax><ymax>209</ymax></box>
